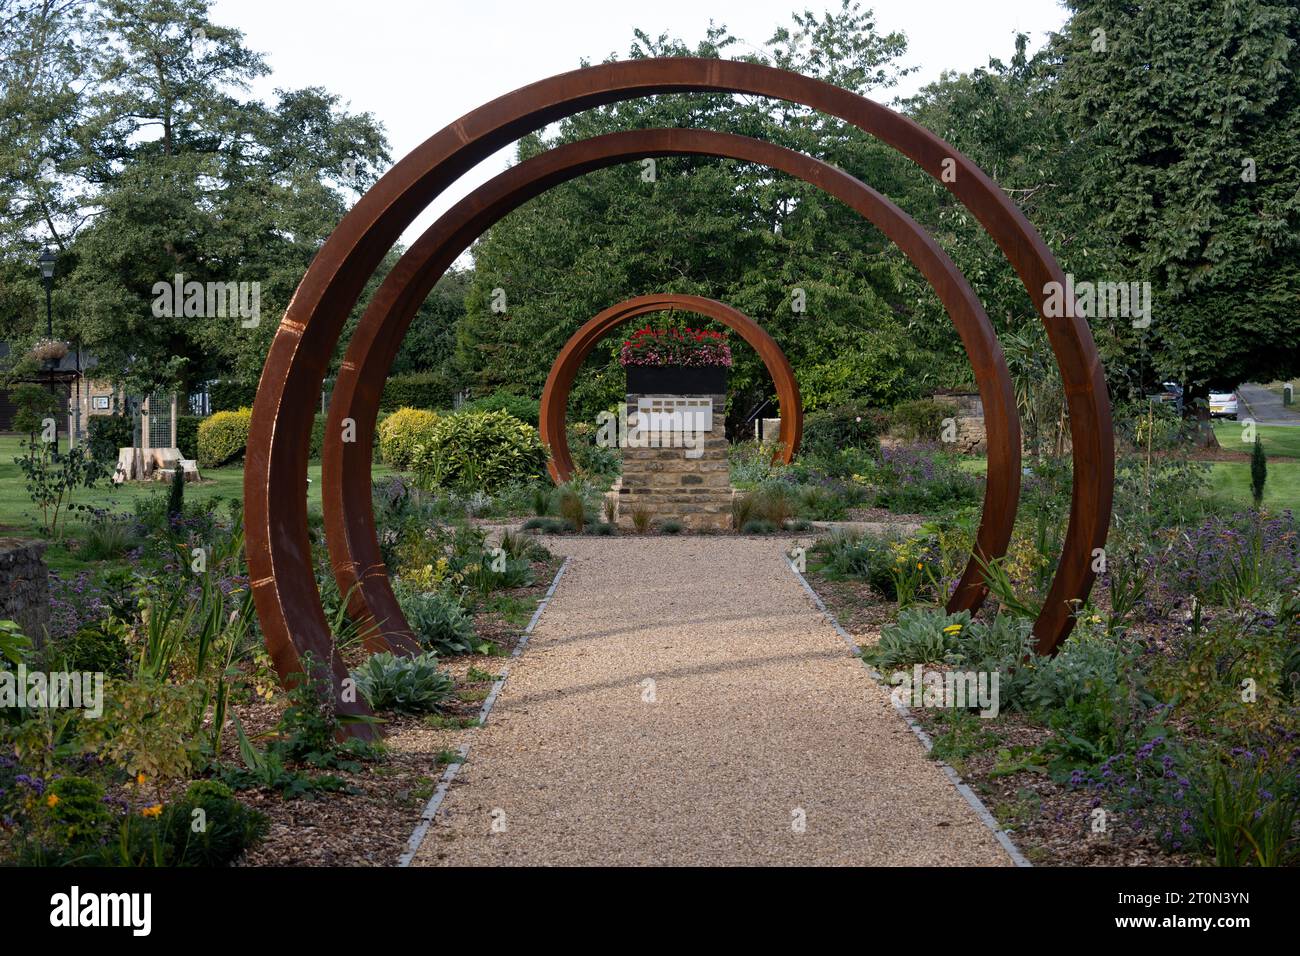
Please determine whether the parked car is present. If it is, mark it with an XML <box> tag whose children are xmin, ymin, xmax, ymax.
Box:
<box><xmin>1209</xmin><ymin>391</ymin><xmax>1239</xmax><ymax>420</ymax></box>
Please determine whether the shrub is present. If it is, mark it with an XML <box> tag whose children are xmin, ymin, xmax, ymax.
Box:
<box><xmin>78</xmin><ymin>510</ymin><xmax>134</xmax><ymax>561</ymax></box>
<box><xmin>568</xmin><ymin>421</ymin><xmax>620</xmax><ymax>479</ymax></box>
<box><xmin>751</xmin><ymin>484</ymin><xmax>797</xmax><ymax>528</ymax></box>
<box><xmin>352</xmin><ymin>651</ymin><xmax>455</xmax><ymax>713</ymax></box>
<box><xmin>44</xmin><ymin>776</ymin><xmax>112</xmax><ymax>847</ymax></box>
<box><xmin>378</xmin><ymin>407</ymin><xmax>440</xmax><ymax>469</ymax></box>
<box><xmin>55</xmin><ymin>620</ymin><xmax>131</xmax><ymax>676</ymax></box>
<box><xmin>161</xmin><ymin>780</ymin><xmax>268</xmax><ymax>866</ymax></box>
<box><xmin>741</xmin><ymin>518</ymin><xmax>776</xmax><ymax>534</ymax></box>
<box><xmin>797</xmin><ymin>483</ymin><xmax>851</xmax><ymax>521</ymax></box>
<box><xmin>392</xmin><ymin>582</ymin><xmax>477</xmax><ymax>655</ymax></box>
<box><xmin>458</xmin><ymin>391</ymin><xmax>540</xmax><ymax>426</ymax></box>
<box><xmin>802</xmin><ymin>405</ymin><xmax>886</xmax><ymax>455</ymax></box>
<box><xmin>630</xmin><ymin>506</ymin><xmax>651</xmax><ymax>533</ymax></box>
<box><xmin>522</xmin><ymin>516</ymin><xmax>572</xmax><ymax>534</ymax></box>
<box><xmin>87</xmin><ymin>414</ymin><xmax>134</xmax><ymax>463</ymax></box>
<box><xmin>810</xmin><ymin>528</ymin><xmax>901</xmax><ymax>597</ymax></box>
<box><xmin>410</xmin><ymin>410</ymin><xmax>547</xmax><ymax>492</ymax></box>
<box><xmin>731</xmin><ymin>493</ymin><xmax>755</xmax><ymax>529</ymax></box>
<box><xmin>661</xmin><ymin>520</ymin><xmax>682</xmax><ymax>534</ymax></box>
<box><xmin>891</xmin><ymin>398</ymin><xmax>957</xmax><ymax>442</ymax></box>
<box><xmin>197</xmin><ymin>408</ymin><xmax>252</xmax><ymax>467</ymax></box>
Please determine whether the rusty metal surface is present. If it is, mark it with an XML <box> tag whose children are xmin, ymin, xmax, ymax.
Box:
<box><xmin>538</xmin><ymin>293</ymin><xmax>802</xmax><ymax>483</ymax></box>
<box><xmin>322</xmin><ymin>129</ymin><xmax>1020</xmax><ymax>651</ymax></box>
<box><xmin>250</xmin><ymin>60</ymin><xmax>1112</xmax><ymax>715</ymax></box>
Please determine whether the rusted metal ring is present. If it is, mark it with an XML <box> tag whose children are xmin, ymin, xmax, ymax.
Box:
<box><xmin>538</xmin><ymin>293</ymin><xmax>802</xmax><ymax>483</ymax></box>
<box><xmin>323</xmin><ymin>130</ymin><xmax>1019</xmax><ymax>653</ymax></box>
<box><xmin>250</xmin><ymin>61</ymin><xmax>1111</xmax><ymax>718</ymax></box>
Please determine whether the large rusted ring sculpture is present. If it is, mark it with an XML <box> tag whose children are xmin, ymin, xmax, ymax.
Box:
<box><xmin>322</xmin><ymin>129</ymin><xmax>1020</xmax><ymax>655</ymax></box>
<box><xmin>248</xmin><ymin>60</ymin><xmax>1113</xmax><ymax>727</ymax></box>
<box><xmin>539</xmin><ymin>293</ymin><xmax>803</xmax><ymax>484</ymax></box>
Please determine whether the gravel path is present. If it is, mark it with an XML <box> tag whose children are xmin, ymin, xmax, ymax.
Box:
<box><xmin>412</xmin><ymin>536</ymin><xmax>1014</xmax><ymax>866</ymax></box>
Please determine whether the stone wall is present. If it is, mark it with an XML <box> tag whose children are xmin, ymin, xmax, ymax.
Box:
<box><xmin>0</xmin><ymin>539</ymin><xmax>49</xmax><ymax>643</ymax></box>
<box><xmin>615</xmin><ymin>392</ymin><xmax>733</xmax><ymax>532</ymax></box>
<box><xmin>936</xmin><ymin>391</ymin><xmax>988</xmax><ymax>455</ymax></box>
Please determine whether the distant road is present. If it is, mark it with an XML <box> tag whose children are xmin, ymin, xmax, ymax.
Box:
<box><xmin>1238</xmin><ymin>382</ymin><xmax>1300</xmax><ymax>427</ymax></box>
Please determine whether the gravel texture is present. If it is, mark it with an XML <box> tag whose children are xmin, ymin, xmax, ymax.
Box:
<box><xmin>413</xmin><ymin>536</ymin><xmax>1014</xmax><ymax>866</ymax></box>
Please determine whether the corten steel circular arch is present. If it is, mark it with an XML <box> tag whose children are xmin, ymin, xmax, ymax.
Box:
<box><xmin>247</xmin><ymin>59</ymin><xmax>1113</xmax><ymax>715</ymax></box>
<box><xmin>321</xmin><ymin>128</ymin><xmax>1020</xmax><ymax>655</ymax></box>
<box><xmin>539</xmin><ymin>294</ymin><xmax>802</xmax><ymax>484</ymax></box>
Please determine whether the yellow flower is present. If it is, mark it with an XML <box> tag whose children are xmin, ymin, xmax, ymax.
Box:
<box><xmin>46</xmin><ymin>794</ymin><xmax>60</xmax><ymax>808</ymax></box>
<box><xmin>942</xmin><ymin>623</ymin><xmax>963</xmax><ymax>635</ymax></box>
<box><xmin>916</xmin><ymin>562</ymin><xmax>923</xmax><ymax>570</ymax></box>
<box><xmin>141</xmin><ymin>804</ymin><xmax>163</xmax><ymax>818</ymax></box>
<box><xmin>136</xmin><ymin>772</ymin><xmax>147</xmax><ymax>786</ymax></box>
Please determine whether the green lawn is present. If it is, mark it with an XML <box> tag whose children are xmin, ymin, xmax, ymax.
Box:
<box><xmin>0</xmin><ymin>435</ymin><xmax>393</xmax><ymax>574</ymax></box>
<box><xmin>1212</xmin><ymin>421</ymin><xmax>1300</xmax><ymax>458</ymax></box>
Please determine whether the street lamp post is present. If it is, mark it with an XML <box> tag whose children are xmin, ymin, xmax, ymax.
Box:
<box><xmin>37</xmin><ymin>247</ymin><xmax>59</xmax><ymax>440</ymax></box>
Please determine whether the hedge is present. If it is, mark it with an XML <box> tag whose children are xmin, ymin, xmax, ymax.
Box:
<box><xmin>379</xmin><ymin>372</ymin><xmax>456</xmax><ymax>413</ymax></box>
<box><xmin>209</xmin><ymin>380</ymin><xmax>258</xmax><ymax>413</ymax></box>
<box><xmin>458</xmin><ymin>391</ymin><xmax>539</xmax><ymax>426</ymax></box>
<box><xmin>177</xmin><ymin>415</ymin><xmax>201</xmax><ymax>460</ymax></box>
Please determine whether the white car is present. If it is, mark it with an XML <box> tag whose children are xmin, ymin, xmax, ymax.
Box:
<box><xmin>1209</xmin><ymin>391</ymin><xmax>1238</xmax><ymax>420</ymax></box>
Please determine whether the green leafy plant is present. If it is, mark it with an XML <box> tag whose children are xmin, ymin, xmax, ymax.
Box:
<box><xmin>0</xmin><ymin>620</ymin><xmax>33</xmax><ymax>667</ymax></box>
<box><xmin>352</xmin><ymin>652</ymin><xmax>455</xmax><ymax>713</ymax></box>
<box><xmin>392</xmin><ymin>583</ymin><xmax>478</xmax><ymax>655</ymax></box>
<box><xmin>862</xmin><ymin>608</ymin><xmax>971</xmax><ymax>670</ymax></box>
<box><xmin>410</xmin><ymin>410</ymin><xmax>547</xmax><ymax>492</ymax></box>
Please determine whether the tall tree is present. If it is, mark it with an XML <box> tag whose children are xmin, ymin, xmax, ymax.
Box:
<box><xmin>1054</xmin><ymin>0</ymin><xmax>1300</xmax><ymax>438</ymax></box>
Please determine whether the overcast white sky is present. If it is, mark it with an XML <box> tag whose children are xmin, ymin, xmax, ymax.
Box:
<box><xmin>210</xmin><ymin>0</ymin><xmax>1070</xmax><ymax>245</ymax></box>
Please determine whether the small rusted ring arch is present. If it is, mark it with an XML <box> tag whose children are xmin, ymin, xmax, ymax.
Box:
<box><xmin>540</xmin><ymin>294</ymin><xmax>801</xmax><ymax>484</ymax></box>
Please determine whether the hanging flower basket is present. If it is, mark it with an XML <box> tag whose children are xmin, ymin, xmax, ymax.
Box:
<box><xmin>620</xmin><ymin>326</ymin><xmax>731</xmax><ymax>393</ymax></box>
<box><xmin>30</xmin><ymin>338</ymin><xmax>68</xmax><ymax>363</ymax></box>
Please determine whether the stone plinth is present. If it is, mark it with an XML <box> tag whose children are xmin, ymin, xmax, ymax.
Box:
<box><xmin>615</xmin><ymin>392</ymin><xmax>734</xmax><ymax>532</ymax></box>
